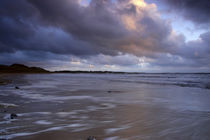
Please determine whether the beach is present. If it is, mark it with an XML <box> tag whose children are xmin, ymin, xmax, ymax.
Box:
<box><xmin>0</xmin><ymin>73</ymin><xmax>210</xmax><ymax>140</ymax></box>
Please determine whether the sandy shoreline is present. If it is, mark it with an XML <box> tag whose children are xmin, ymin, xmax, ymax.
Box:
<box><xmin>1</xmin><ymin>73</ymin><xmax>210</xmax><ymax>140</ymax></box>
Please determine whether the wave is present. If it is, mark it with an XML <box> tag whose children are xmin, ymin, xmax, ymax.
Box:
<box><xmin>111</xmin><ymin>79</ymin><xmax>210</xmax><ymax>90</ymax></box>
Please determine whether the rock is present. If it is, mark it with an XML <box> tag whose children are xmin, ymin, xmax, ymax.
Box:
<box><xmin>15</xmin><ymin>86</ymin><xmax>20</xmax><ymax>89</ymax></box>
<box><xmin>10</xmin><ymin>113</ymin><xmax>18</xmax><ymax>119</ymax></box>
<box><xmin>87</xmin><ymin>136</ymin><xmax>96</xmax><ymax>140</ymax></box>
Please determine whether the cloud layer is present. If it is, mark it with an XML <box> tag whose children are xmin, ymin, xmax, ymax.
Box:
<box><xmin>0</xmin><ymin>0</ymin><xmax>209</xmax><ymax>72</ymax></box>
<box><xmin>162</xmin><ymin>0</ymin><xmax>210</xmax><ymax>26</ymax></box>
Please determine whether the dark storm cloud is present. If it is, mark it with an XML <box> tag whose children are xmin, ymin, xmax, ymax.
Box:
<box><xmin>0</xmin><ymin>0</ymin><xmax>39</xmax><ymax>52</ymax></box>
<box><xmin>0</xmin><ymin>0</ymin><xmax>175</xmax><ymax>57</ymax></box>
<box><xmin>29</xmin><ymin>0</ymin><xmax>126</xmax><ymax>39</ymax></box>
<box><xmin>180</xmin><ymin>31</ymin><xmax>210</xmax><ymax>66</ymax></box>
<box><xmin>27</xmin><ymin>0</ymin><xmax>181</xmax><ymax>56</ymax></box>
<box><xmin>0</xmin><ymin>0</ymin><xmax>209</xmax><ymax>71</ymax></box>
<box><xmin>27</xmin><ymin>0</ymin><xmax>128</xmax><ymax>55</ymax></box>
<box><xmin>0</xmin><ymin>0</ymin><xmax>98</xmax><ymax>55</ymax></box>
<box><xmin>151</xmin><ymin>31</ymin><xmax>210</xmax><ymax>68</ymax></box>
<box><xmin>162</xmin><ymin>0</ymin><xmax>210</xmax><ymax>25</ymax></box>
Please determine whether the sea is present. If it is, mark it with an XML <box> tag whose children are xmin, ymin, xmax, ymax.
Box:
<box><xmin>0</xmin><ymin>73</ymin><xmax>210</xmax><ymax>140</ymax></box>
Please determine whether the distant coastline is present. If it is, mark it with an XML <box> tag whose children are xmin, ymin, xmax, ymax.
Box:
<box><xmin>0</xmin><ymin>64</ymin><xmax>209</xmax><ymax>74</ymax></box>
<box><xmin>0</xmin><ymin>64</ymin><xmax>49</xmax><ymax>73</ymax></box>
<box><xmin>0</xmin><ymin>64</ymin><xmax>139</xmax><ymax>74</ymax></box>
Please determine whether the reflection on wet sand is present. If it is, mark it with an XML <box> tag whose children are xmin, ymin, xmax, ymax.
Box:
<box><xmin>0</xmin><ymin>74</ymin><xmax>210</xmax><ymax>140</ymax></box>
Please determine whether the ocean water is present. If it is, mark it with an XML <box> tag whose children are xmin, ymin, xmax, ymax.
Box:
<box><xmin>0</xmin><ymin>73</ymin><xmax>210</xmax><ymax>140</ymax></box>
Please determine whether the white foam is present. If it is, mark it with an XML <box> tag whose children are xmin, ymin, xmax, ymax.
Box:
<box><xmin>13</xmin><ymin>90</ymin><xmax>99</xmax><ymax>102</ymax></box>
<box><xmin>56</xmin><ymin>112</ymin><xmax>76</xmax><ymax>117</ymax></box>
<box><xmin>18</xmin><ymin>112</ymin><xmax>52</xmax><ymax>117</ymax></box>
<box><xmin>102</xmin><ymin>120</ymin><xmax>114</xmax><ymax>123</ymax></box>
<box><xmin>0</xmin><ymin>132</ymin><xmax>35</xmax><ymax>139</ymax></box>
<box><xmin>3</xmin><ymin>114</ymin><xmax>11</xmax><ymax>120</ymax></box>
<box><xmin>0</xmin><ymin>102</ymin><xmax>18</xmax><ymax>108</ymax></box>
<box><xmin>0</xmin><ymin>120</ymin><xmax>11</xmax><ymax>124</ymax></box>
<box><xmin>1</xmin><ymin>123</ymin><xmax>89</xmax><ymax>139</ymax></box>
<box><xmin>34</xmin><ymin>120</ymin><xmax>53</xmax><ymax>125</ymax></box>
<box><xmin>104</xmin><ymin>136</ymin><xmax>119</xmax><ymax>140</ymax></box>
<box><xmin>105</xmin><ymin>125</ymin><xmax>131</xmax><ymax>135</ymax></box>
<box><xmin>45</xmin><ymin>126</ymin><xmax>64</xmax><ymax>131</ymax></box>
<box><xmin>67</xmin><ymin>123</ymin><xmax>85</xmax><ymax>127</ymax></box>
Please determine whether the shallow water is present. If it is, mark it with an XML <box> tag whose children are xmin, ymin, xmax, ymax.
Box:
<box><xmin>0</xmin><ymin>73</ymin><xmax>210</xmax><ymax>140</ymax></box>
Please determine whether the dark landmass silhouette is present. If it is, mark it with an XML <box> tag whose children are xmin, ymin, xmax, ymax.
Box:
<box><xmin>0</xmin><ymin>64</ymin><xmax>209</xmax><ymax>74</ymax></box>
<box><xmin>54</xmin><ymin>70</ymin><xmax>137</xmax><ymax>74</ymax></box>
<box><xmin>0</xmin><ymin>64</ymin><xmax>139</xmax><ymax>74</ymax></box>
<box><xmin>0</xmin><ymin>64</ymin><xmax>49</xmax><ymax>73</ymax></box>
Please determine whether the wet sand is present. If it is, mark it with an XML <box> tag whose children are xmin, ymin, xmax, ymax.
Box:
<box><xmin>0</xmin><ymin>74</ymin><xmax>210</xmax><ymax>140</ymax></box>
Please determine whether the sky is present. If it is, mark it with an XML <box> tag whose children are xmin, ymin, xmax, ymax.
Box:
<box><xmin>0</xmin><ymin>0</ymin><xmax>210</xmax><ymax>72</ymax></box>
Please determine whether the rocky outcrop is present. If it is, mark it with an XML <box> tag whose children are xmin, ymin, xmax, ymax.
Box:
<box><xmin>0</xmin><ymin>64</ymin><xmax>49</xmax><ymax>73</ymax></box>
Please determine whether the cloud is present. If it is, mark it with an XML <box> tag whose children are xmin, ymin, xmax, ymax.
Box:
<box><xmin>161</xmin><ymin>0</ymin><xmax>210</xmax><ymax>26</ymax></box>
<box><xmin>0</xmin><ymin>0</ymin><xmax>209</xmax><ymax>72</ymax></box>
<box><xmin>3</xmin><ymin>0</ymin><xmax>174</xmax><ymax>56</ymax></box>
